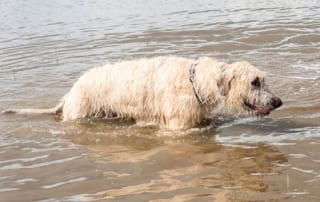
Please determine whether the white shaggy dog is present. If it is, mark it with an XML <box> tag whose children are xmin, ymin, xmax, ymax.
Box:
<box><xmin>2</xmin><ymin>56</ymin><xmax>282</xmax><ymax>129</ymax></box>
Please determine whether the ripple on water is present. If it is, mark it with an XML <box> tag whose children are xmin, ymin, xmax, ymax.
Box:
<box><xmin>41</xmin><ymin>177</ymin><xmax>87</xmax><ymax>189</ymax></box>
<box><xmin>216</xmin><ymin>126</ymin><xmax>320</xmax><ymax>145</ymax></box>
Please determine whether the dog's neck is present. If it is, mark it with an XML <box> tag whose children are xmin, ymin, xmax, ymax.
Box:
<box><xmin>189</xmin><ymin>62</ymin><xmax>231</xmax><ymax>106</ymax></box>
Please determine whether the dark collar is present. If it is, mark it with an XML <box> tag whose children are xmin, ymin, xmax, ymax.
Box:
<box><xmin>189</xmin><ymin>63</ymin><xmax>205</xmax><ymax>105</ymax></box>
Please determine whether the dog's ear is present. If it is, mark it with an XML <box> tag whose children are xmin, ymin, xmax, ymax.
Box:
<box><xmin>217</xmin><ymin>76</ymin><xmax>234</xmax><ymax>96</ymax></box>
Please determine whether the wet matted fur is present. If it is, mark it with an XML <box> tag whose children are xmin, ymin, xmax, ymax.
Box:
<box><xmin>2</xmin><ymin>56</ymin><xmax>282</xmax><ymax>129</ymax></box>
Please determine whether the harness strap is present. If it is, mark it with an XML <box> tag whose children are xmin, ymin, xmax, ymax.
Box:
<box><xmin>189</xmin><ymin>63</ymin><xmax>205</xmax><ymax>105</ymax></box>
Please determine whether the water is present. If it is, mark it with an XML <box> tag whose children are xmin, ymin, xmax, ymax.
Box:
<box><xmin>1</xmin><ymin>0</ymin><xmax>320</xmax><ymax>201</ymax></box>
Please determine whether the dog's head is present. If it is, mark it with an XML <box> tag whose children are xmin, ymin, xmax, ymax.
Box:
<box><xmin>218</xmin><ymin>61</ymin><xmax>282</xmax><ymax>116</ymax></box>
<box><xmin>243</xmin><ymin>76</ymin><xmax>282</xmax><ymax>116</ymax></box>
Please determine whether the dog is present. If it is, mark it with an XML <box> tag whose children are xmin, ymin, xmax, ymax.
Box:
<box><xmin>2</xmin><ymin>56</ymin><xmax>282</xmax><ymax>129</ymax></box>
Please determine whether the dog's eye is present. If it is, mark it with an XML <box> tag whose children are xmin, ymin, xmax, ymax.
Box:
<box><xmin>251</xmin><ymin>77</ymin><xmax>261</xmax><ymax>88</ymax></box>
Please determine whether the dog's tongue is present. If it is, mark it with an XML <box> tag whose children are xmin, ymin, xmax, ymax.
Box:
<box><xmin>255</xmin><ymin>107</ymin><xmax>270</xmax><ymax>115</ymax></box>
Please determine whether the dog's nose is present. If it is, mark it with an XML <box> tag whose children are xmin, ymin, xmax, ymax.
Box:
<box><xmin>271</xmin><ymin>97</ymin><xmax>282</xmax><ymax>109</ymax></box>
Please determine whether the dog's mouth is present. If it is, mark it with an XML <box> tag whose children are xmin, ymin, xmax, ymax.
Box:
<box><xmin>244</xmin><ymin>100</ymin><xmax>271</xmax><ymax>116</ymax></box>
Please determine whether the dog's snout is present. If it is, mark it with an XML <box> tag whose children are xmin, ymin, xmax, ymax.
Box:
<box><xmin>271</xmin><ymin>97</ymin><xmax>282</xmax><ymax>109</ymax></box>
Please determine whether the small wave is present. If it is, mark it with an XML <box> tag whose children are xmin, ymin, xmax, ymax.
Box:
<box><xmin>285</xmin><ymin>192</ymin><xmax>309</xmax><ymax>196</ymax></box>
<box><xmin>291</xmin><ymin>167</ymin><xmax>316</xmax><ymax>174</ymax></box>
<box><xmin>215</xmin><ymin>126</ymin><xmax>320</xmax><ymax>144</ymax></box>
<box><xmin>42</xmin><ymin>177</ymin><xmax>87</xmax><ymax>189</ymax></box>
<box><xmin>289</xmin><ymin>153</ymin><xmax>308</xmax><ymax>159</ymax></box>
<box><xmin>250</xmin><ymin>172</ymin><xmax>279</xmax><ymax>176</ymax></box>
<box><xmin>0</xmin><ymin>188</ymin><xmax>19</xmax><ymax>193</ymax></box>
<box><xmin>0</xmin><ymin>155</ymin><xmax>81</xmax><ymax>170</ymax></box>
<box><xmin>16</xmin><ymin>178</ymin><xmax>39</xmax><ymax>184</ymax></box>
<box><xmin>0</xmin><ymin>154</ymin><xmax>49</xmax><ymax>164</ymax></box>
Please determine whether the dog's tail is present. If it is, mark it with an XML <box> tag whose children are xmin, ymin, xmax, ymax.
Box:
<box><xmin>1</xmin><ymin>102</ymin><xmax>63</xmax><ymax>115</ymax></box>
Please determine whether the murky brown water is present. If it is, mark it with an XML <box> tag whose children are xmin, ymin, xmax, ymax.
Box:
<box><xmin>1</xmin><ymin>0</ymin><xmax>320</xmax><ymax>201</ymax></box>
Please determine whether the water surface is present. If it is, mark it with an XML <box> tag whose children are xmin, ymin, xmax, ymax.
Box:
<box><xmin>1</xmin><ymin>0</ymin><xmax>320</xmax><ymax>201</ymax></box>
